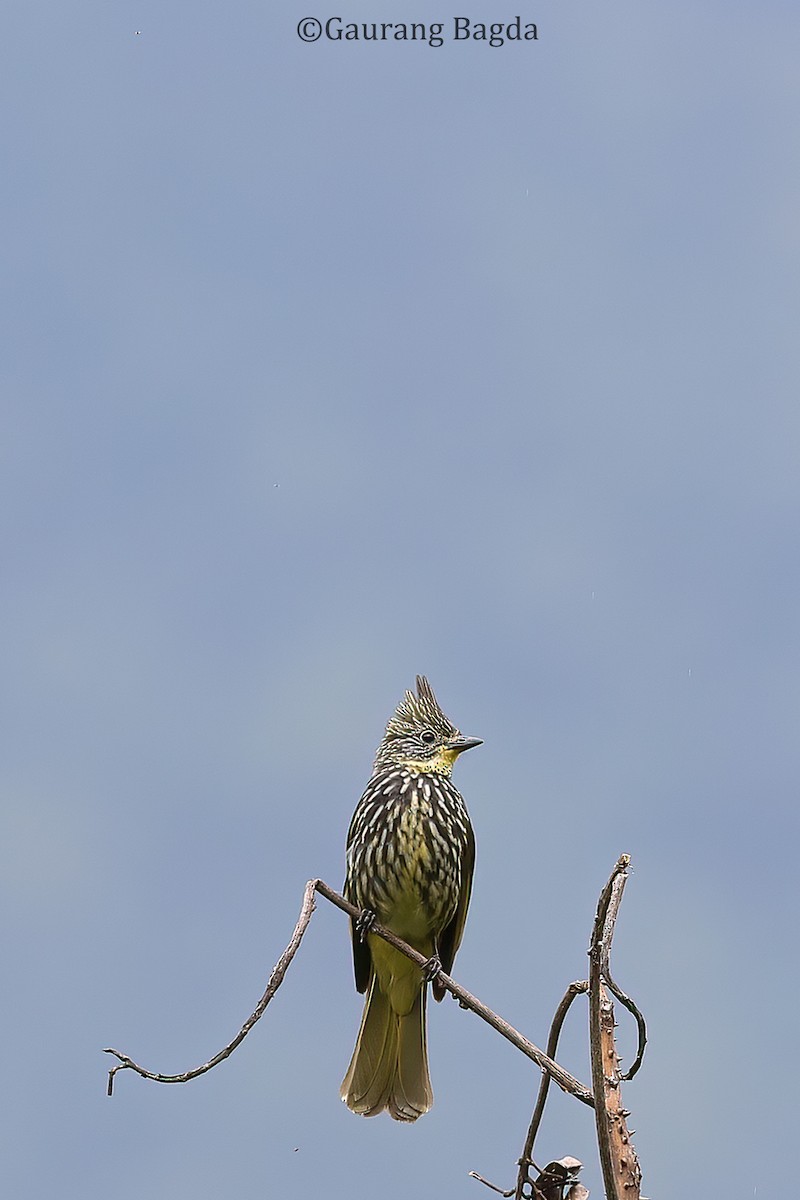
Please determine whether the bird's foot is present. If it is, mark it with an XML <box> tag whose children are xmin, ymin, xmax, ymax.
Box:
<box><xmin>422</xmin><ymin>954</ymin><xmax>443</xmax><ymax>985</ymax></box>
<box><xmin>355</xmin><ymin>908</ymin><xmax>377</xmax><ymax>943</ymax></box>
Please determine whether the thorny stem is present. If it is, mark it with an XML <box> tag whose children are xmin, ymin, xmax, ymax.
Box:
<box><xmin>588</xmin><ymin>854</ymin><xmax>643</xmax><ymax>1200</ymax></box>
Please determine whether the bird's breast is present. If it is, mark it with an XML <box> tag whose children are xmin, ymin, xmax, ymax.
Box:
<box><xmin>347</xmin><ymin>769</ymin><xmax>469</xmax><ymax>938</ymax></box>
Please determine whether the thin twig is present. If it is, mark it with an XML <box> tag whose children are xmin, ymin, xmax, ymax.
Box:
<box><xmin>105</xmin><ymin>878</ymin><xmax>320</xmax><ymax>1095</ymax></box>
<box><xmin>468</xmin><ymin>1172</ymin><xmax>515</xmax><ymax>1197</ymax></box>
<box><xmin>604</xmin><ymin>971</ymin><xmax>647</xmax><ymax>1081</ymax></box>
<box><xmin>514</xmin><ymin>981</ymin><xmax>589</xmax><ymax>1200</ymax></box>
<box><xmin>106</xmin><ymin>879</ymin><xmax>593</xmax><ymax>1107</ymax></box>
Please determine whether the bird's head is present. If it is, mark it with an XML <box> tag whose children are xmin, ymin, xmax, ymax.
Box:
<box><xmin>374</xmin><ymin>676</ymin><xmax>482</xmax><ymax>775</ymax></box>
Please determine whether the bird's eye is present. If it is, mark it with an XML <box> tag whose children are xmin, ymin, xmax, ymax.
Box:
<box><xmin>420</xmin><ymin>730</ymin><xmax>436</xmax><ymax>745</ymax></box>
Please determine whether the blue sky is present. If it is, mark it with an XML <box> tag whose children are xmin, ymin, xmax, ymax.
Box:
<box><xmin>3</xmin><ymin>2</ymin><xmax>799</xmax><ymax>1196</ymax></box>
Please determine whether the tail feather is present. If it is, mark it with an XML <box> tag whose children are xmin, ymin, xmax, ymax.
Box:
<box><xmin>341</xmin><ymin>979</ymin><xmax>432</xmax><ymax>1122</ymax></box>
<box><xmin>391</xmin><ymin>987</ymin><xmax>431</xmax><ymax>1121</ymax></box>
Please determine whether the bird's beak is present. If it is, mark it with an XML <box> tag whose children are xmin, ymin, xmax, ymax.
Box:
<box><xmin>445</xmin><ymin>735</ymin><xmax>483</xmax><ymax>756</ymax></box>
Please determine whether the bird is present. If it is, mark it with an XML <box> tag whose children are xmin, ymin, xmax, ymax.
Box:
<box><xmin>340</xmin><ymin>675</ymin><xmax>481</xmax><ymax>1122</ymax></box>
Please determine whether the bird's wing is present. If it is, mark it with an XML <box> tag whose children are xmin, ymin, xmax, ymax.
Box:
<box><xmin>433</xmin><ymin>819</ymin><xmax>475</xmax><ymax>1001</ymax></box>
<box><xmin>343</xmin><ymin>819</ymin><xmax>373</xmax><ymax>994</ymax></box>
<box><xmin>348</xmin><ymin>915</ymin><xmax>372</xmax><ymax>994</ymax></box>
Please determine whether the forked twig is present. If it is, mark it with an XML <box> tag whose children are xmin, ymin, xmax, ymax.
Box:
<box><xmin>472</xmin><ymin>856</ymin><xmax>646</xmax><ymax>1200</ymax></box>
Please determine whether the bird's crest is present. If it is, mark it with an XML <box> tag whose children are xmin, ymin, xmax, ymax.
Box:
<box><xmin>389</xmin><ymin>675</ymin><xmax>456</xmax><ymax>737</ymax></box>
<box><xmin>374</xmin><ymin>676</ymin><xmax>457</xmax><ymax>768</ymax></box>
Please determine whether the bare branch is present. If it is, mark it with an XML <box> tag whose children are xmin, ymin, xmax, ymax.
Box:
<box><xmin>314</xmin><ymin>881</ymin><xmax>594</xmax><ymax>1104</ymax></box>
<box><xmin>514</xmin><ymin>982</ymin><xmax>589</xmax><ymax>1200</ymax></box>
<box><xmin>592</xmin><ymin>858</ymin><xmax>647</xmax><ymax>1078</ymax></box>
<box><xmin>105</xmin><ymin>878</ymin><xmax>320</xmax><ymax>1095</ymax></box>
<box><xmin>106</xmin><ymin>878</ymin><xmax>593</xmax><ymax>1107</ymax></box>
<box><xmin>472</xmin><ymin>855</ymin><xmax>648</xmax><ymax>1199</ymax></box>
<box><xmin>588</xmin><ymin>855</ymin><xmax>643</xmax><ymax>1200</ymax></box>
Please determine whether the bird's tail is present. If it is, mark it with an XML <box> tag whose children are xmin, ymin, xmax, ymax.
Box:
<box><xmin>340</xmin><ymin>976</ymin><xmax>432</xmax><ymax>1122</ymax></box>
